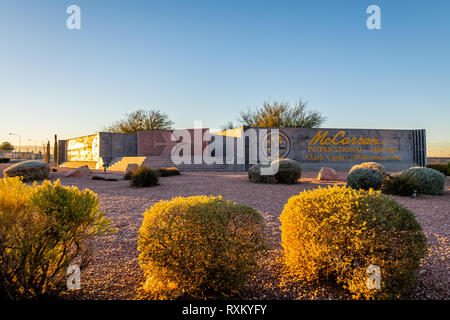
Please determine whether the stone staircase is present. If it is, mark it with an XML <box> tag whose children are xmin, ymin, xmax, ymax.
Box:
<box><xmin>60</xmin><ymin>157</ymin><xmax>234</xmax><ymax>172</ymax></box>
<box><xmin>107</xmin><ymin>157</ymin><xmax>146</xmax><ymax>172</ymax></box>
<box><xmin>141</xmin><ymin>156</ymin><xmax>229</xmax><ymax>171</ymax></box>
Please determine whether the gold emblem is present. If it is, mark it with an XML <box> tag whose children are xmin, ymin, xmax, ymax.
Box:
<box><xmin>263</xmin><ymin>131</ymin><xmax>291</xmax><ymax>159</ymax></box>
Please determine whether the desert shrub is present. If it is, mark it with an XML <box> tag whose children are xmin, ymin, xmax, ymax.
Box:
<box><xmin>383</xmin><ymin>175</ymin><xmax>419</xmax><ymax>197</ymax></box>
<box><xmin>138</xmin><ymin>196</ymin><xmax>267</xmax><ymax>299</ymax></box>
<box><xmin>426</xmin><ymin>163</ymin><xmax>449</xmax><ymax>176</ymax></box>
<box><xmin>0</xmin><ymin>158</ymin><xmax>10</xmax><ymax>163</ymax></box>
<box><xmin>400</xmin><ymin>167</ymin><xmax>445</xmax><ymax>195</ymax></box>
<box><xmin>156</xmin><ymin>167</ymin><xmax>180</xmax><ymax>177</ymax></box>
<box><xmin>124</xmin><ymin>171</ymin><xmax>134</xmax><ymax>180</ymax></box>
<box><xmin>347</xmin><ymin>167</ymin><xmax>383</xmax><ymax>190</ymax></box>
<box><xmin>280</xmin><ymin>186</ymin><xmax>427</xmax><ymax>299</ymax></box>
<box><xmin>130</xmin><ymin>166</ymin><xmax>160</xmax><ymax>187</ymax></box>
<box><xmin>272</xmin><ymin>158</ymin><xmax>302</xmax><ymax>184</ymax></box>
<box><xmin>0</xmin><ymin>177</ymin><xmax>113</xmax><ymax>299</ymax></box>
<box><xmin>3</xmin><ymin>160</ymin><xmax>50</xmax><ymax>182</ymax></box>
<box><xmin>350</xmin><ymin>162</ymin><xmax>388</xmax><ymax>179</ymax></box>
<box><xmin>248</xmin><ymin>163</ymin><xmax>275</xmax><ymax>184</ymax></box>
<box><xmin>248</xmin><ymin>159</ymin><xmax>302</xmax><ymax>184</ymax></box>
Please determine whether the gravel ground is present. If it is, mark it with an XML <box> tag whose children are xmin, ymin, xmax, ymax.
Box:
<box><xmin>1</xmin><ymin>165</ymin><xmax>448</xmax><ymax>300</ymax></box>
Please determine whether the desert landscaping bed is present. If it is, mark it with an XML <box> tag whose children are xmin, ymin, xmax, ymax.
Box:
<box><xmin>1</xmin><ymin>165</ymin><xmax>448</xmax><ymax>300</ymax></box>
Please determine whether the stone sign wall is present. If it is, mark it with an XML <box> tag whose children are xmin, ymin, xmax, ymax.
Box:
<box><xmin>241</xmin><ymin>127</ymin><xmax>426</xmax><ymax>171</ymax></box>
<box><xmin>60</xmin><ymin>127</ymin><xmax>426</xmax><ymax>171</ymax></box>
<box><xmin>99</xmin><ymin>132</ymin><xmax>138</xmax><ymax>161</ymax></box>
<box><xmin>59</xmin><ymin>132</ymin><xmax>137</xmax><ymax>165</ymax></box>
<box><xmin>65</xmin><ymin>134</ymin><xmax>99</xmax><ymax>162</ymax></box>
<box><xmin>138</xmin><ymin>129</ymin><xmax>209</xmax><ymax>158</ymax></box>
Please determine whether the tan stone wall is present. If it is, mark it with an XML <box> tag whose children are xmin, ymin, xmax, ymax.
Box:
<box><xmin>66</xmin><ymin>134</ymin><xmax>100</xmax><ymax>162</ymax></box>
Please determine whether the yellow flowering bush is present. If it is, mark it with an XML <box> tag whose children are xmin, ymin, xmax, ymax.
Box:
<box><xmin>138</xmin><ymin>196</ymin><xmax>267</xmax><ymax>299</ymax></box>
<box><xmin>280</xmin><ymin>185</ymin><xmax>427</xmax><ymax>299</ymax></box>
<box><xmin>0</xmin><ymin>177</ymin><xmax>113</xmax><ymax>299</ymax></box>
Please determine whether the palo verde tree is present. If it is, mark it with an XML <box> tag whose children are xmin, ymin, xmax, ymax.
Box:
<box><xmin>238</xmin><ymin>100</ymin><xmax>325</xmax><ymax>128</ymax></box>
<box><xmin>0</xmin><ymin>142</ymin><xmax>15</xmax><ymax>152</ymax></box>
<box><xmin>105</xmin><ymin>109</ymin><xmax>174</xmax><ymax>133</ymax></box>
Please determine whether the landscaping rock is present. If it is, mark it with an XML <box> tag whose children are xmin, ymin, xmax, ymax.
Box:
<box><xmin>317</xmin><ymin>167</ymin><xmax>338</xmax><ymax>181</ymax></box>
<box><xmin>64</xmin><ymin>165</ymin><xmax>91</xmax><ymax>177</ymax></box>
<box><xmin>125</xmin><ymin>164</ymin><xmax>139</xmax><ymax>176</ymax></box>
<box><xmin>3</xmin><ymin>160</ymin><xmax>50</xmax><ymax>181</ymax></box>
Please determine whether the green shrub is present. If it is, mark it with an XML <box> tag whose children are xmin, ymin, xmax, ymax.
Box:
<box><xmin>156</xmin><ymin>167</ymin><xmax>180</xmax><ymax>177</ymax></box>
<box><xmin>3</xmin><ymin>160</ymin><xmax>50</xmax><ymax>182</ymax></box>
<box><xmin>138</xmin><ymin>196</ymin><xmax>267</xmax><ymax>299</ymax></box>
<box><xmin>383</xmin><ymin>175</ymin><xmax>419</xmax><ymax>197</ymax></box>
<box><xmin>248</xmin><ymin>163</ymin><xmax>275</xmax><ymax>184</ymax></box>
<box><xmin>400</xmin><ymin>167</ymin><xmax>445</xmax><ymax>195</ymax></box>
<box><xmin>280</xmin><ymin>186</ymin><xmax>427</xmax><ymax>299</ymax></box>
<box><xmin>347</xmin><ymin>167</ymin><xmax>383</xmax><ymax>190</ymax></box>
<box><xmin>248</xmin><ymin>158</ymin><xmax>302</xmax><ymax>184</ymax></box>
<box><xmin>0</xmin><ymin>158</ymin><xmax>10</xmax><ymax>163</ymax></box>
<box><xmin>350</xmin><ymin>162</ymin><xmax>388</xmax><ymax>179</ymax></box>
<box><xmin>130</xmin><ymin>166</ymin><xmax>160</xmax><ymax>187</ymax></box>
<box><xmin>124</xmin><ymin>171</ymin><xmax>134</xmax><ymax>180</ymax></box>
<box><xmin>0</xmin><ymin>177</ymin><xmax>114</xmax><ymax>299</ymax></box>
<box><xmin>426</xmin><ymin>163</ymin><xmax>449</xmax><ymax>176</ymax></box>
<box><xmin>272</xmin><ymin>158</ymin><xmax>302</xmax><ymax>184</ymax></box>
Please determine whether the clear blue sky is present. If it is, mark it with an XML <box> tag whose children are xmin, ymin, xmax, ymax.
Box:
<box><xmin>0</xmin><ymin>0</ymin><xmax>449</xmax><ymax>155</ymax></box>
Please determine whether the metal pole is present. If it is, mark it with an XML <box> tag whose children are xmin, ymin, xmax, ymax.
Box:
<box><xmin>9</xmin><ymin>133</ymin><xmax>21</xmax><ymax>153</ymax></box>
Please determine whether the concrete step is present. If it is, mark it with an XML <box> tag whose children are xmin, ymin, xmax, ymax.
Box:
<box><xmin>60</xmin><ymin>161</ymin><xmax>97</xmax><ymax>169</ymax></box>
<box><xmin>105</xmin><ymin>156</ymin><xmax>239</xmax><ymax>172</ymax></box>
<box><xmin>108</xmin><ymin>157</ymin><xmax>146</xmax><ymax>171</ymax></box>
<box><xmin>142</xmin><ymin>161</ymin><xmax>228</xmax><ymax>171</ymax></box>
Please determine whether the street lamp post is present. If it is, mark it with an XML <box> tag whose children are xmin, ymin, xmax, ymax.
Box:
<box><xmin>9</xmin><ymin>133</ymin><xmax>21</xmax><ymax>152</ymax></box>
<box><xmin>28</xmin><ymin>139</ymin><xmax>37</xmax><ymax>154</ymax></box>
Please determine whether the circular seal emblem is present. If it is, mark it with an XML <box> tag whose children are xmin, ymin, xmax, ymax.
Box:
<box><xmin>262</xmin><ymin>130</ymin><xmax>291</xmax><ymax>159</ymax></box>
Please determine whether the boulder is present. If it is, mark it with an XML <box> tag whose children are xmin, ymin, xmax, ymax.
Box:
<box><xmin>317</xmin><ymin>167</ymin><xmax>338</xmax><ymax>181</ymax></box>
<box><xmin>3</xmin><ymin>160</ymin><xmax>50</xmax><ymax>182</ymax></box>
<box><xmin>125</xmin><ymin>163</ymin><xmax>139</xmax><ymax>175</ymax></box>
<box><xmin>124</xmin><ymin>163</ymin><xmax>139</xmax><ymax>179</ymax></box>
<box><xmin>64</xmin><ymin>165</ymin><xmax>91</xmax><ymax>177</ymax></box>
